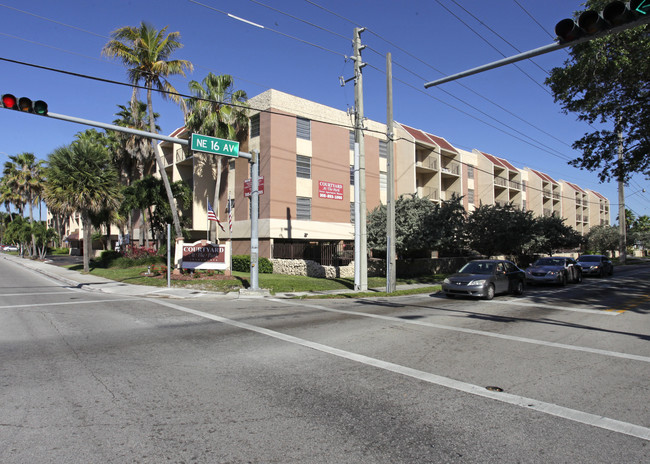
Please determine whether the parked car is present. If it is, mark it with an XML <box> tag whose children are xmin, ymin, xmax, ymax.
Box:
<box><xmin>525</xmin><ymin>256</ymin><xmax>582</xmax><ymax>286</ymax></box>
<box><xmin>577</xmin><ymin>254</ymin><xmax>613</xmax><ymax>277</ymax></box>
<box><xmin>442</xmin><ymin>259</ymin><xmax>525</xmax><ymax>300</ymax></box>
<box><xmin>1</xmin><ymin>245</ymin><xmax>18</xmax><ymax>252</ymax></box>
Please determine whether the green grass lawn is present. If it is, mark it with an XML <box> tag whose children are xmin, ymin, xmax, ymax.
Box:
<box><xmin>75</xmin><ymin>263</ymin><xmax>442</xmax><ymax>297</ymax></box>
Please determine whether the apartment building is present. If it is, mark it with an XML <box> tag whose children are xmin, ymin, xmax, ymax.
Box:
<box><xmin>52</xmin><ymin>89</ymin><xmax>610</xmax><ymax>257</ymax></box>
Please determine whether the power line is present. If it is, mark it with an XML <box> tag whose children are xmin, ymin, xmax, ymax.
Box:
<box><xmin>433</xmin><ymin>0</ymin><xmax>552</xmax><ymax>96</ymax></box>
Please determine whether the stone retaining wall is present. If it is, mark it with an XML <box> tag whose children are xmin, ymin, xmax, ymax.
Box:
<box><xmin>270</xmin><ymin>259</ymin><xmax>355</xmax><ymax>278</ymax></box>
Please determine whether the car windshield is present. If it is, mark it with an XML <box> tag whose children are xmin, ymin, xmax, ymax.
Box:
<box><xmin>459</xmin><ymin>262</ymin><xmax>495</xmax><ymax>274</ymax></box>
<box><xmin>534</xmin><ymin>258</ymin><xmax>564</xmax><ymax>266</ymax></box>
<box><xmin>578</xmin><ymin>256</ymin><xmax>600</xmax><ymax>262</ymax></box>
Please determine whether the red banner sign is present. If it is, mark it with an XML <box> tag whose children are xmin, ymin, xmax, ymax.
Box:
<box><xmin>318</xmin><ymin>181</ymin><xmax>344</xmax><ymax>200</ymax></box>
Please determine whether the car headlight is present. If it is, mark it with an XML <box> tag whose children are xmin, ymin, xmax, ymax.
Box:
<box><xmin>547</xmin><ymin>271</ymin><xmax>559</xmax><ymax>276</ymax></box>
<box><xmin>468</xmin><ymin>279</ymin><xmax>487</xmax><ymax>286</ymax></box>
<box><xmin>443</xmin><ymin>278</ymin><xmax>450</xmax><ymax>284</ymax></box>
<box><xmin>525</xmin><ymin>270</ymin><xmax>532</xmax><ymax>275</ymax></box>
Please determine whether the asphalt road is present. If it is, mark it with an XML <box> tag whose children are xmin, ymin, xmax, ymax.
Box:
<box><xmin>1</xmin><ymin>258</ymin><xmax>648</xmax><ymax>463</ymax></box>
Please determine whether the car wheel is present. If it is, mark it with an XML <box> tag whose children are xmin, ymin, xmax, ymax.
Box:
<box><xmin>514</xmin><ymin>280</ymin><xmax>524</xmax><ymax>295</ymax></box>
<box><xmin>483</xmin><ymin>284</ymin><xmax>495</xmax><ymax>300</ymax></box>
<box><xmin>575</xmin><ymin>272</ymin><xmax>582</xmax><ymax>283</ymax></box>
<box><xmin>599</xmin><ymin>268</ymin><xmax>605</xmax><ymax>278</ymax></box>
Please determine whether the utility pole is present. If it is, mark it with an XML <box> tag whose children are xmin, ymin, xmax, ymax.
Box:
<box><xmin>353</xmin><ymin>27</ymin><xmax>367</xmax><ymax>291</ymax></box>
<box><xmin>386</xmin><ymin>52</ymin><xmax>396</xmax><ymax>293</ymax></box>
<box><xmin>617</xmin><ymin>124</ymin><xmax>626</xmax><ymax>265</ymax></box>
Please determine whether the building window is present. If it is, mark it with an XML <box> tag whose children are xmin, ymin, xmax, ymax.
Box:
<box><xmin>467</xmin><ymin>165</ymin><xmax>474</xmax><ymax>179</ymax></box>
<box><xmin>380</xmin><ymin>171</ymin><xmax>387</xmax><ymax>191</ymax></box>
<box><xmin>379</xmin><ymin>140</ymin><xmax>388</xmax><ymax>159</ymax></box>
<box><xmin>468</xmin><ymin>188</ymin><xmax>475</xmax><ymax>204</ymax></box>
<box><xmin>522</xmin><ymin>200</ymin><xmax>526</xmax><ymax>211</ymax></box>
<box><xmin>297</xmin><ymin>197</ymin><xmax>311</xmax><ymax>220</ymax></box>
<box><xmin>297</xmin><ymin>155</ymin><xmax>311</xmax><ymax>179</ymax></box>
<box><xmin>350</xmin><ymin>202</ymin><xmax>355</xmax><ymax>224</ymax></box>
<box><xmin>349</xmin><ymin>131</ymin><xmax>355</xmax><ymax>150</ymax></box>
<box><xmin>229</xmin><ymin>160</ymin><xmax>235</xmax><ymax>171</ymax></box>
<box><xmin>297</xmin><ymin>117</ymin><xmax>311</xmax><ymax>140</ymax></box>
<box><xmin>350</xmin><ymin>165</ymin><xmax>355</xmax><ymax>186</ymax></box>
<box><xmin>522</xmin><ymin>180</ymin><xmax>527</xmax><ymax>192</ymax></box>
<box><xmin>250</xmin><ymin>113</ymin><xmax>260</xmax><ymax>138</ymax></box>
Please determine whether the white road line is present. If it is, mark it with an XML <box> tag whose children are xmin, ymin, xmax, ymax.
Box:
<box><xmin>491</xmin><ymin>299</ymin><xmax>620</xmax><ymax>315</ymax></box>
<box><xmin>0</xmin><ymin>291</ymin><xmax>78</xmax><ymax>297</ymax></box>
<box><xmin>0</xmin><ymin>298</ymin><xmax>141</xmax><ymax>310</ymax></box>
<box><xmin>150</xmin><ymin>298</ymin><xmax>650</xmax><ymax>442</ymax></box>
<box><xmin>268</xmin><ymin>299</ymin><xmax>650</xmax><ymax>363</ymax></box>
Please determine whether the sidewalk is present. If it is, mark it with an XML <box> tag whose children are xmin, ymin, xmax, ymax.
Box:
<box><xmin>3</xmin><ymin>253</ymin><xmax>436</xmax><ymax>300</ymax></box>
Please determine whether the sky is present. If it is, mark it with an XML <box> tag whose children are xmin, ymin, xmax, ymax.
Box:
<box><xmin>1</xmin><ymin>0</ymin><xmax>648</xmax><ymax>221</ymax></box>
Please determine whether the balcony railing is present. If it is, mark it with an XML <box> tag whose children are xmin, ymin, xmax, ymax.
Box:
<box><xmin>416</xmin><ymin>157</ymin><xmax>438</xmax><ymax>170</ymax></box>
<box><xmin>508</xmin><ymin>180</ymin><xmax>521</xmax><ymax>190</ymax></box>
<box><xmin>418</xmin><ymin>186</ymin><xmax>439</xmax><ymax>200</ymax></box>
<box><xmin>440</xmin><ymin>162</ymin><xmax>460</xmax><ymax>176</ymax></box>
<box><xmin>494</xmin><ymin>177</ymin><xmax>508</xmax><ymax>187</ymax></box>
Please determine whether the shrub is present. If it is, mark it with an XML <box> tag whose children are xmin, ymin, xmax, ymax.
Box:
<box><xmin>232</xmin><ymin>255</ymin><xmax>273</xmax><ymax>273</ymax></box>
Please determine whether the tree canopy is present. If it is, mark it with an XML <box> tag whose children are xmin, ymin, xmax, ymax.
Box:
<box><xmin>545</xmin><ymin>0</ymin><xmax>650</xmax><ymax>182</ymax></box>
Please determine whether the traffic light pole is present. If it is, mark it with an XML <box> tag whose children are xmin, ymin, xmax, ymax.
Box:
<box><xmin>424</xmin><ymin>13</ymin><xmax>650</xmax><ymax>88</ymax></box>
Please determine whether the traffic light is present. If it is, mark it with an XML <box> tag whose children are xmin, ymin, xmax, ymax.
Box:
<box><xmin>1</xmin><ymin>93</ymin><xmax>48</xmax><ymax>115</ymax></box>
<box><xmin>555</xmin><ymin>1</ymin><xmax>650</xmax><ymax>43</ymax></box>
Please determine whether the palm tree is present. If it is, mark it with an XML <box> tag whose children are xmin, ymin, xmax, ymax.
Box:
<box><xmin>2</xmin><ymin>153</ymin><xmax>44</xmax><ymax>256</ymax></box>
<box><xmin>102</xmin><ymin>22</ymin><xmax>193</xmax><ymax>240</ymax></box>
<box><xmin>111</xmin><ymin>101</ymin><xmax>160</xmax><ymax>245</ymax></box>
<box><xmin>185</xmin><ymin>73</ymin><xmax>248</xmax><ymax>241</ymax></box>
<box><xmin>43</xmin><ymin>132</ymin><xmax>121</xmax><ymax>272</ymax></box>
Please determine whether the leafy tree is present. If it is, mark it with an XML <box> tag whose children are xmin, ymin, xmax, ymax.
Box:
<box><xmin>532</xmin><ymin>214</ymin><xmax>583</xmax><ymax>256</ymax></box>
<box><xmin>185</xmin><ymin>73</ymin><xmax>248</xmax><ymax>241</ymax></box>
<box><xmin>368</xmin><ymin>195</ymin><xmax>437</xmax><ymax>258</ymax></box>
<box><xmin>585</xmin><ymin>224</ymin><xmax>619</xmax><ymax>255</ymax></box>
<box><xmin>466</xmin><ymin>203</ymin><xmax>536</xmax><ymax>258</ymax></box>
<box><xmin>545</xmin><ymin>0</ymin><xmax>650</xmax><ymax>182</ymax></box>
<box><xmin>32</xmin><ymin>222</ymin><xmax>57</xmax><ymax>260</ymax></box>
<box><xmin>43</xmin><ymin>132</ymin><xmax>122</xmax><ymax>272</ymax></box>
<box><xmin>103</xmin><ymin>22</ymin><xmax>193</xmax><ymax>239</ymax></box>
<box><xmin>429</xmin><ymin>195</ymin><xmax>468</xmax><ymax>256</ymax></box>
<box><xmin>630</xmin><ymin>214</ymin><xmax>650</xmax><ymax>251</ymax></box>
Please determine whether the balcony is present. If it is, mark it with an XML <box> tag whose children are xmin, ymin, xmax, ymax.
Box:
<box><xmin>440</xmin><ymin>161</ymin><xmax>460</xmax><ymax>176</ymax></box>
<box><xmin>416</xmin><ymin>156</ymin><xmax>438</xmax><ymax>171</ymax></box>
<box><xmin>508</xmin><ymin>180</ymin><xmax>521</xmax><ymax>190</ymax></box>
<box><xmin>418</xmin><ymin>186</ymin><xmax>439</xmax><ymax>200</ymax></box>
<box><xmin>494</xmin><ymin>177</ymin><xmax>508</xmax><ymax>187</ymax></box>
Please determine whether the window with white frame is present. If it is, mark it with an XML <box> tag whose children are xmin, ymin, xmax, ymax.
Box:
<box><xmin>380</xmin><ymin>171</ymin><xmax>387</xmax><ymax>191</ymax></box>
<box><xmin>350</xmin><ymin>202</ymin><xmax>355</xmax><ymax>224</ymax></box>
<box><xmin>297</xmin><ymin>155</ymin><xmax>311</xmax><ymax>179</ymax></box>
<box><xmin>349</xmin><ymin>131</ymin><xmax>355</xmax><ymax>150</ymax></box>
<box><xmin>467</xmin><ymin>165</ymin><xmax>474</xmax><ymax>179</ymax></box>
<box><xmin>350</xmin><ymin>165</ymin><xmax>355</xmax><ymax>186</ymax></box>
<box><xmin>468</xmin><ymin>188</ymin><xmax>475</xmax><ymax>204</ymax></box>
<box><xmin>296</xmin><ymin>197</ymin><xmax>311</xmax><ymax>220</ymax></box>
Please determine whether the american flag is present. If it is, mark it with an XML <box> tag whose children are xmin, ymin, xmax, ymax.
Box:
<box><xmin>207</xmin><ymin>201</ymin><xmax>225</xmax><ymax>231</ymax></box>
<box><xmin>228</xmin><ymin>193</ymin><xmax>233</xmax><ymax>233</ymax></box>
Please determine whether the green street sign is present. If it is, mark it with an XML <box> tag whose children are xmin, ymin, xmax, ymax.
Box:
<box><xmin>191</xmin><ymin>133</ymin><xmax>240</xmax><ymax>157</ymax></box>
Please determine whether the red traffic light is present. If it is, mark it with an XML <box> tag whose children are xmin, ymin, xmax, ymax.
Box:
<box><xmin>2</xmin><ymin>94</ymin><xmax>17</xmax><ymax>109</ymax></box>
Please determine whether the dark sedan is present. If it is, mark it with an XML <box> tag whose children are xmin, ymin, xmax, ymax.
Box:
<box><xmin>442</xmin><ymin>259</ymin><xmax>525</xmax><ymax>300</ymax></box>
<box><xmin>525</xmin><ymin>256</ymin><xmax>582</xmax><ymax>286</ymax></box>
<box><xmin>577</xmin><ymin>254</ymin><xmax>614</xmax><ymax>277</ymax></box>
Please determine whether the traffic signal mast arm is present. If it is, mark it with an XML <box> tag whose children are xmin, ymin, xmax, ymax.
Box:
<box><xmin>424</xmin><ymin>1</ymin><xmax>650</xmax><ymax>88</ymax></box>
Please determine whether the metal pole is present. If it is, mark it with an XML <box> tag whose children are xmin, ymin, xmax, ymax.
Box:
<box><xmin>386</xmin><ymin>52</ymin><xmax>396</xmax><ymax>293</ymax></box>
<box><xmin>423</xmin><ymin>15</ymin><xmax>650</xmax><ymax>88</ymax></box>
<box><xmin>618</xmin><ymin>125</ymin><xmax>626</xmax><ymax>265</ymax></box>
<box><xmin>250</xmin><ymin>150</ymin><xmax>260</xmax><ymax>290</ymax></box>
<box><xmin>354</xmin><ymin>143</ymin><xmax>360</xmax><ymax>288</ymax></box>
<box><xmin>167</xmin><ymin>223</ymin><xmax>171</xmax><ymax>288</ymax></box>
<box><xmin>353</xmin><ymin>27</ymin><xmax>368</xmax><ymax>291</ymax></box>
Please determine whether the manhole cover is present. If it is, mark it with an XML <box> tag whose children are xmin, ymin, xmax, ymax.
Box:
<box><xmin>485</xmin><ymin>386</ymin><xmax>503</xmax><ymax>392</ymax></box>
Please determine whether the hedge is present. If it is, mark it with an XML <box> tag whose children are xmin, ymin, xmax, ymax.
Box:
<box><xmin>232</xmin><ymin>255</ymin><xmax>273</xmax><ymax>273</ymax></box>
